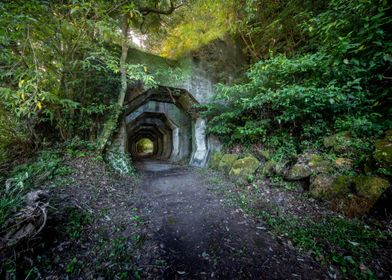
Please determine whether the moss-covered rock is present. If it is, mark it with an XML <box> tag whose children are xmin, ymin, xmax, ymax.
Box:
<box><xmin>330</xmin><ymin>176</ymin><xmax>354</xmax><ymax>198</ymax></box>
<box><xmin>310</xmin><ymin>174</ymin><xmax>351</xmax><ymax>199</ymax></box>
<box><xmin>385</xmin><ymin>129</ymin><xmax>392</xmax><ymax>142</ymax></box>
<box><xmin>210</xmin><ymin>152</ymin><xmax>223</xmax><ymax>169</ymax></box>
<box><xmin>374</xmin><ymin>139</ymin><xmax>392</xmax><ymax>169</ymax></box>
<box><xmin>261</xmin><ymin>160</ymin><xmax>286</xmax><ymax>177</ymax></box>
<box><xmin>323</xmin><ymin>131</ymin><xmax>353</xmax><ymax>153</ymax></box>
<box><xmin>229</xmin><ymin>156</ymin><xmax>260</xmax><ymax>181</ymax></box>
<box><xmin>286</xmin><ymin>164</ymin><xmax>311</xmax><ymax>180</ymax></box>
<box><xmin>332</xmin><ymin>196</ymin><xmax>373</xmax><ymax>218</ymax></box>
<box><xmin>259</xmin><ymin>149</ymin><xmax>272</xmax><ymax>160</ymax></box>
<box><xmin>286</xmin><ymin>153</ymin><xmax>333</xmax><ymax>180</ymax></box>
<box><xmin>323</xmin><ymin>131</ymin><xmax>350</xmax><ymax>148</ymax></box>
<box><xmin>353</xmin><ymin>176</ymin><xmax>389</xmax><ymax>203</ymax></box>
<box><xmin>309</xmin><ymin>174</ymin><xmax>337</xmax><ymax>198</ymax></box>
<box><xmin>308</xmin><ymin>154</ymin><xmax>333</xmax><ymax>174</ymax></box>
<box><xmin>218</xmin><ymin>154</ymin><xmax>239</xmax><ymax>174</ymax></box>
<box><xmin>335</xmin><ymin>158</ymin><xmax>354</xmax><ymax>169</ymax></box>
<box><xmin>312</xmin><ymin>174</ymin><xmax>389</xmax><ymax>217</ymax></box>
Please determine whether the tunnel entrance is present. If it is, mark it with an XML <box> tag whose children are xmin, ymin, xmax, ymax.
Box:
<box><xmin>110</xmin><ymin>85</ymin><xmax>211</xmax><ymax>167</ymax></box>
<box><xmin>136</xmin><ymin>138</ymin><xmax>154</xmax><ymax>157</ymax></box>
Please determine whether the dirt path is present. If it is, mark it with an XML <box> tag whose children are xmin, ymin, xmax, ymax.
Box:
<box><xmin>133</xmin><ymin>160</ymin><xmax>327</xmax><ymax>279</ymax></box>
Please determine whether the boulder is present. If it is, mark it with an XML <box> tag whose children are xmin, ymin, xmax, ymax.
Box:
<box><xmin>229</xmin><ymin>156</ymin><xmax>260</xmax><ymax>181</ymax></box>
<box><xmin>210</xmin><ymin>152</ymin><xmax>223</xmax><ymax>169</ymax></box>
<box><xmin>332</xmin><ymin>196</ymin><xmax>373</xmax><ymax>218</ymax></box>
<box><xmin>309</xmin><ymin>174</ymin><xmax>351</xmax><ymax>199</ymax></box>
<box><xmin>259</xmin><ymin>149</ymin><xmax>272</xmax><ymax>160</ymax></box>
<box><xmin>323</xmin><ymin>131</ymin><xmax>352</xmax><ymax>153</ymax></box>
<box><xmin>311</xmin><ymin>174</ymin><xmax>389</xmax><ymax>217</ymax></box>
<box><xmin>374</xmin><ymin>132</ymin><xmax>392</xmax><ymax>169</ymax></box>
<box><xmin>309</xmin><ymin>174</ymin><xmax>337</xmax><ymax>198</ymax></box>
<box><xmin>286</xmin><ymin>153</ymin><xmax>333</xmax><ymax>180</ymax></box>
<box><xmin>218</xmin><ymin>154</ymin><xmax>239</xmax><ymax>174</ymax></box>
<box><xmin>308</xmin><ymin>154</ymin><xmax>333</xmax><ymax>174</ymax></box>
<box><xmin>261</xmin><ymin>160</ymin><xmax>286</xmax><ymax>177</ymax></box>
<box><xmin>286</xmin><ymin>163</ymin><xmax>311</xmax><ymax>180</ymax></box>
<box><xmin>353</xmin><ymin>176</ymin><xmax>389</xmax><ymax>203</ymax></box>
<box><xmin>335</xmin><ymin>158</ymin><xmax>354</xmax><ymax>169</ymax></box>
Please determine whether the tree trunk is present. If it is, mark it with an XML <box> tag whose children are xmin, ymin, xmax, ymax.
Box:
<box><xmin>118</xmin><ymin>14</ymin><xmax>130</xmax><ymax>107</ymax></box>
<box><xmin>97</xmin><ymin>14</ymin><xmax>129</xmax><ymax>152</ymax></box>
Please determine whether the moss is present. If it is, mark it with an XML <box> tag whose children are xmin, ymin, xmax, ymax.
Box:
<box><xmin>332</xmin><ymin>196</ymin><xmax>373</xmax><ymax>218</ymax></box>
<box><xmin>262</xmin><ymin>160</ymin><xmax>286</xmax><ymax>177</ymax></box>
<box><xmin>259</xmin><ymin>149</ymin><xmax>272</xmax><ymax>160</ymax></box>
<box><xmin>335</xmin><ymin>158</ymin><xmax>353</xmax><ymax>169</ymax></box>
<box><xmin>374</xmin><ymin>139</ymin><xmax>392</xmax><ymax>167</ymax></box>
<box><xmin>309</xmin><ymin>174</ymin><xmax>336</xmax><ymax>198</ymax></box>
<box><xmin>308</xmin><ymin>154</ymin><xmax>333</xmax><ymax>174</ymax></box>
<box><xmin>286</xmin><ymin>164</ymin><xmax>311</xmax><ymax>180</ymax></box>
<box><xmin>210</xmin><ymin>152</ymin><xmax>223</xmax><ymax>169</ymax></box>
<box><xmin>218</xmin><ymin>154</ymin><xmax>239</xmax><ymax>174</ymax></box>
<box><xmin>385</xmin><ymin>129</ymin><xmax>392</xmax><ymax>142</ymax></box>
<box><xmin>330</xmin><ymin>176</ymin><xmax>353</xmax><ymax>199</ymax></box>
<box><xmin>323</xmin><ymin>131</ymin><xmax>351</xmax><ymax>148</ymax></box>
<box><xmin>353</xmin><ymin>176</ymin><xmax>389</xmax><ymax>202</ymax></box>
<box><xmin>229</xmin><ymin>156</ymin><xmax>259</xmax><ymax>179</ymax></box>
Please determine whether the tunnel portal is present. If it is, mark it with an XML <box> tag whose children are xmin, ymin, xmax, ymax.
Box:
<box><xmin>113</xmin><ymin>85</ymin><xmax>210</xmax><ymax>167</ymax></box>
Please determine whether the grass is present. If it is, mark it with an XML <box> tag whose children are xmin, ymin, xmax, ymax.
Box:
<box><xmin>64</xmin><ymin>208</ymin><xmax>93</xmax><ymax>239</ymax></box>
<box><xmin>208</xmin><ymin>171</ymin><xmax>390</xmax><ymax>280</ymax></box>
<box><xmin>0</xmin><ymin>149</ymin><xmax>72</xmax><ymax>227</ymax></box>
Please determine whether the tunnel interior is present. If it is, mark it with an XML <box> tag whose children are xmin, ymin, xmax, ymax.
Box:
<box><xmin>124</xmin><ymin>86</ymin><xmax>200</xmax><ymax>163</ymax></box>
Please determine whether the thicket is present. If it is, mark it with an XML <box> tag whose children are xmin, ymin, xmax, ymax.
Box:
<box><xmin>203</xmin><ymin>0</ymin><xmax>392</xmax><ymax>160</ymax></box>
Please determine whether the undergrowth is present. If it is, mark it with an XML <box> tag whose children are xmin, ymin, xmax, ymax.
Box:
<box><xmin>0</xmin><ymin>150</ymin><xmax>71</xmax><ymax>227</ymax></box>
<box><xmin>211</xmin><ymin>171</ymin><xmax>390</xmax><ymax>279</ymax></box>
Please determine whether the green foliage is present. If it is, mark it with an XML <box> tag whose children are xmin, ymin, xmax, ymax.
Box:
<box><xmin>260</xmin><ymin>211</ymin><xmax>387</xmax><ymax>279</ymax></box>
<box><xmin>156</xmin><ymin>0</ymin><xmax>235</xmax><ymax>58</ymax></box>
<box><xmin>0</xmin><ymin>150</ymin><xmax>69</xmax><ymax>226</ymax></box>
<box><xmin>64</xmin><ymin>208</ymin><xmax>93</xmax><ymax>239</ymax></box>
<box><xmin>204</xmin><ymin>0</ymin><xmax>391</xmax><ymax>155</ymax></box>
<box><xmin>106</xmin><ymin>150</ymin><xmax>136</xmax><ymax>176</ymax></box>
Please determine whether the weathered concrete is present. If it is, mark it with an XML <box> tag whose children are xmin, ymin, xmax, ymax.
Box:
<box><xmin>109</xmin><ymin>38</ymin><xmax>246</xmax><ymax>167</ymax></box>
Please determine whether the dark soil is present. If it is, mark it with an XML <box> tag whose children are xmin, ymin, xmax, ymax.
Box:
<box><xmin>3</xmin><ymin>158</ymin><xmax>344</xmax><ymax>279</ymax></box>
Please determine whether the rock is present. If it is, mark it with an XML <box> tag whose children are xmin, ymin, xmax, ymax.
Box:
<box><xmin>308</xmin><ymin>154</ymin><xmax>333</xmax><ymax>174</ymax></box>
<box><xmin>353</xmin><ymin>176</ymin><xmax>389</xmax><ymax>203</ymax></box>
<box><xmin>312</xmin><ymin>174</ymin><xmax>390</xmax><ymax>217</ymax></box>
<box><xmin>330</xmin><ymin>175</ymin><xmax>354</xmax><ymax>198</ymax></box>
<box><xmin>229</xmin><ymin>156</ymin><xmax>260</xmax><ymax>181</ymax></box>
<box><xmin>310</xmin><ymin>175</ymin><xmax>352</xmax><ymax>199</ymax></box>
<box><xmin>309</xmin><ymin>174</ymin><xmax>337</xmax><ymax>198</ymax></box>
<box><xmin>332</xmin><ymin>196</ymin><xmax>373</xmax><ymax>218</ymax></box>
<box><xmin>323</xmin><ymin>131</ymin><xmax>352</xmax><ymax>153</ymax></box>
<box><xmin>335</xmin><ymin>158</ymin><xmax>354</xmax><ymax>169</ymax></box>
<box><xmin>259</xmin><ymin>149</ymin><xmax>272</xmax><ymax>160</ymax></box>
<box><xmin>210</xmin><ymin>152</ymin><xmax>223</xmax><ymax>169</ymax></box>
<box><xmin>218</xmin><ymin>154</ymin><xmax>239</xmax><ymax>174</ymax></box>
<box><xmin>286</xmin><ymin>163</ymin><xmax>311</xmax><ymax>180</ymax></box>
<box><xmin>262</xmin><ymin>160</ymin><xmax>286</xmax><ymax>177</ymax></box>
<box><xmin>286</xmin><ymin>153</ymin><xmax>333</xmax><ymax>180</ymax></box>
<box><xmin>385</xmin><ymin>129</ymin><xmax>392</xmax><ymax>142</ymax></box>
<box><xmin>374</xmin><ymin>133</ymin><xmax>392</xmax><ymax>169</ymax></box>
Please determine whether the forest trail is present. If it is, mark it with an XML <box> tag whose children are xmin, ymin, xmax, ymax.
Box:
<box><xmin>133</xmin><ymin>160</ymin><xmax>327</xmax><ymax>279</ymax></box>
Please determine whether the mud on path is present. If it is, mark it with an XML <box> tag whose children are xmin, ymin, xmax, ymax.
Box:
<box><xmin>133</xmin><ymin>160</ymin><xmax>327</xmax><ymax>279</ymax></box>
